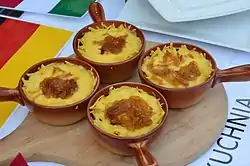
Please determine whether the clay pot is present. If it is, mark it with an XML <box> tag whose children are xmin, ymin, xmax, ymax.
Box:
<box><xmin>87</xmin><ymin>82</ymin><xmax>168</xmax><ymax>166</ymax></box>
<box><xmin>0</xmin><ymin>58</ymin><xmax>100</xmax><ymax>126</ymax></box>
<box><xmin>138</xmin><ymin>42</ymin><xmax>250</xmax><ymax>109</ymax></box>
<box><xmin>73</xmin><ymin>2</ymin><xmax>145</xmax><ymax>84</ymax></box>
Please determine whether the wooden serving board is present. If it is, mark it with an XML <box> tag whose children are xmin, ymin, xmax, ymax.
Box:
<box><xmin>0</xmin><ymin>42</ymin><xmax>228</xmax><ymax>166</ymax></box>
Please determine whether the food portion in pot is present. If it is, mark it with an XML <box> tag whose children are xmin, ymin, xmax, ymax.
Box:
<box><xmin>141</xmin><ymin>43</ymin><xmax>214</xmax><ymax>88</ymax></box>
<box><xmin>22</xmin><ymin>62</ymin><xmax>97</xmax><ymax>106</ymax></box>
<box><xmin>77</xmin><ymin>23</ymin><xmax>142</xmax><ymax>63</ymax></box>
<box><xmin>89</xmin><ymin>86</ymin><xmax>165</xmax><ymax>137</ymax></box>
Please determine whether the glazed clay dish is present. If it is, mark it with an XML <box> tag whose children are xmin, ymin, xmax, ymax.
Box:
<box><xmin>87</xmin><ymin>82</ymin><xmax>168</xmax><ymax>166</ymax></box>
<box><xmin>138</xmin><ymin>42</ymin><xmax>250</xmax><ymax>109</ymax></box>
<box><xmin>0</xmin><ymin>58</ymin><xmax>100</xmax><ymax>126</ymax></box>
<box><xmin>73</xmin><ymin>2</ymin><xmax>145</xmax><ymax>83</ymax></box>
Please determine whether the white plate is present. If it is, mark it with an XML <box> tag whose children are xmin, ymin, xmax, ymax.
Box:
<box><xmin>28</xmin><ymin>162</ymin><xmax>64</xmax><ymax>166</ymax></box>
<box><xmin>118</xmin><ymin>0</ymin><xmax>250</xmax><ymax>52</ymax></box>
<box><xmin>148</xmin><ymin>0</ymin><xmax>250</xmax><ymax>22</ymax></box>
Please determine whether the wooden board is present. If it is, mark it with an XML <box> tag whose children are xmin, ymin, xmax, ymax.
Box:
<box><xmin>0</xmin><ymin>42</ymin><xmax>228</xmax><ymax>166</ymax></box>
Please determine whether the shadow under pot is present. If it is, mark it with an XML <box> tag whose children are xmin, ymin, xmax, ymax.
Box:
<box><xmin>138</xmin><ymin>42</ymin><xmax>250</xmax><ymax>109</ymax></box>
<box><xmin>0</xmin><ymin>58</ymin><xmax>100</xmax><ymax>126</ymax></box>
<box><xmin>73</xmin><ymin>2</ymin><xmax>145</xmax><ymax>84</ymax></box>
<box><xmin>87</xmin><ymin>82</ymin><xmax>168</xmax><ymax>166</ymax></box>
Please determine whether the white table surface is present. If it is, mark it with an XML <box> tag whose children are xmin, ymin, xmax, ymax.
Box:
<box><xmin>4</xmin><ymin>0</ymin><xmax>250</xmax><ymax>165</ymax></box>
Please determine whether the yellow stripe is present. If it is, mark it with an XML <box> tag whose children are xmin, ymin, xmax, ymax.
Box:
<box><xmin>0</xmin><ymin>25</ymin><xmax>72</xmax><ymax>127</ymax></box>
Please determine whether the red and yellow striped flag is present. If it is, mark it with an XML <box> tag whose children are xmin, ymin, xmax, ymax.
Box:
<box><xmin>0</xmin><ymin>17</ymin><xmax>73</xmax><ymax>127</ymax></box>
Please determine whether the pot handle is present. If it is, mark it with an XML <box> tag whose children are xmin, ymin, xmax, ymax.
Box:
<box><xmin>129</xmin><ymin>140</ymin><xmax>158</xmax><ymax>166</ymax></box>
<box><xmin>89</xmin><ymin>2</ymin><xmax>106</xmax><ymax>22</ymax></box>
<box><xmin>0</xmin><ymin>87</ymin><xmax>24</xmax><ymax>105</ymax></box>
<box><xmin>213</xmin><ymin>64</ymin><xmax>250</xmax><ymax>86</ymax></box>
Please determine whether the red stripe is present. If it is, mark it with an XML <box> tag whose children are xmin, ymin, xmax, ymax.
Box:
<box><xmin>0</xmin><ymin>0</ymin><xmax>23</xmax><ymax>8</ymax></box>
<box><xmin>0</xmin><ymin>19</ymin><xmax>39</xmax><ymax>69</ymax></box>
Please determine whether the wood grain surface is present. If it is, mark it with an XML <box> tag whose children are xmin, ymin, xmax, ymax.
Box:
<box><xmin>0</xmin><ymin>42</ymin><xmax>228</xmax><ymax>166</ymax></box>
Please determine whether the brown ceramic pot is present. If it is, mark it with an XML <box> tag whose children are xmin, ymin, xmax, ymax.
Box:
<box><xmin>138</xmin><ymin>42</ymin><xmax>250</xmax><ymax>109</ymax></box>
<box><xmin>73</xmin><ymin>2</ymin><xmax>145</xmax><ymax>84</ymax></box>
<box><xmin>0</xmin><ymin>58</ymin><xmax>100</xmax><ymax>126</ymax></box>
<box><xmin>87</xmin><ymin>82</ymin><xmax>168</xmax><ymax>166</ymax></box>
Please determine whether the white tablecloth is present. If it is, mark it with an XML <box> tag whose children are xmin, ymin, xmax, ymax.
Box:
<box><xmin>10</xmin><ymin>0</ymin><xmax>250</xmax><ymax>165</ymax></box>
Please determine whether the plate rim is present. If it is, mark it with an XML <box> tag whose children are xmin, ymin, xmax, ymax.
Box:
<box><xmin>148</xmin><ymin>0</ymin><xmax>250</xmax><ymax>22</ymax></box>
<box><xmin>117</xmin><ymin>20</ymin><xmax>250</xmax><ymax>53</ymax></box>
<box><xmin>28</xmin><ymin>161</ymin><xmax>64</xmax><ymax>166</ymax></box>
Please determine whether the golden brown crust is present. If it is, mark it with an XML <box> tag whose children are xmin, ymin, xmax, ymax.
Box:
<box><xmin>105</xmin><ymin>96</ymin><xmax>153</xmax><ymax>131</ymax></box>
<box><xmin>161</xmin><ymin>51</ymin><xmax>182</xmax><ymax>66</ymax></box>
<box><xmin>178</xmin><ymin>61</ymin><xmax>201</xmax><ymax>81</ymax></box>
<box><xmin>146</xmin><ymin>52</ymin><xmax>201</xmax><ymax>87</ymax></box>
<box><xmin>40</xmin><ymin>76</ymin><xmax>78</xmax><ymax>99</ymax></box>
<box><xmin>96</xmin><ymin>35</ymin><xmax>127</xmax><ymax>54</ymax></box>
